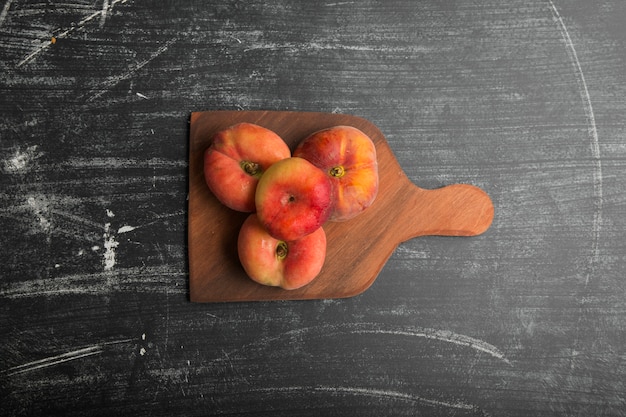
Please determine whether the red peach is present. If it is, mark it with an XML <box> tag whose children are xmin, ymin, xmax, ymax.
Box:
<box><xmin>255</xmin><ymin>157</ymin><xmax>332</xmax><ymax>241</ymax></box>
<box><xmin>204</xmin><ymin>123</ymin><xmax>290</xmax><ymax>212</ymax></box>
<box><xmin>294</xmin><ymin>125</ymin><xmax>378</xmax><ymax>221</ymax></box>
<box><xmin>238</xmin><ymin>214</ymin><xmax>326</xmax><ymax>290</ymax></box>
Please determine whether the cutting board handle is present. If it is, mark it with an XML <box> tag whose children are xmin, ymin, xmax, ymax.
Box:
<box><xmin>398</xmin><ymin>182</ymin><xmax>495</xmax><ymax>241</ymax></box>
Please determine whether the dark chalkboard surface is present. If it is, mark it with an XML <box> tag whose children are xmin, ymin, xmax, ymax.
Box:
<box><xmin>2</xmin><ymin>1</ymin><xmax>626</xmax><ymax>416</ymax></box>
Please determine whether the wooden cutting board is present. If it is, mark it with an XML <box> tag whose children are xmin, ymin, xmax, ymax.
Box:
<box><xmin>188</xmin><ymin>110</ymin><xmax>494</xmax><ymax>302</ymax></box>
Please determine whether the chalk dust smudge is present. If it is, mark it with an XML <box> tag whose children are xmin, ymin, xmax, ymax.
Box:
<box><xmin>3</xmin><ymin>145</ymin><xmax>41</xmax><ymax>173</ymax></box>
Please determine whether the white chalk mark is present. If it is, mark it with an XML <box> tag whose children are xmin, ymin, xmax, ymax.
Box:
<box><xmin>325</xmin><ymin>1</ymin><xmax>355</xmax><ymax>6</ymax></box>
<box><xmin>354</xmin><ymin>328</ymin><xmax>511</xmax><ymax>365</ymax></box>
<box><xmin>201</xmin><ymin>324</ymin><xmax>506</xmax><ymax>414</ymax></box>
<box><xmin>6</xmin><ymin>347</ymin><xmax>102</xmax><ymax>375</ymax></box>
<box><xmin>222</xmin><ymin>323</ymin><xmax>510</xmax><ymax>366</ymax></box>
<box><xmin>241</xmin><ymin>40</ymin><xmax>437</xmax><ymax>55</ymax></box>
<box><xmin>0</xmin><ymin>0</ymin><xmax>13</xmax><ymax>29</ymax></box>
<box><xmin>254</xmin><ymin>386</ymin><xmax>477</xmax><ymax>411</ymax></box>
<box><xmin>3</xmin><ymin>265</ymin><xmax>186</xmax><ymax>298</ymax></box>
<box><xmin>136</xmin><ymin>92</ymin><xmax>149</xmax><ymax>99</ymax></box>
<box><xmin>17</xmin><ymin>39</ymin><xmax>55</xmax><ymax>68</ymax></box>
<box><xmin>548</xmin><ymin>1</ymin><xmax>603</xmax><ymax>287</ymax></box>
<box><xmin>117</xmin><ymin>225</ymin><xmax>136</xmax><ymax>234</ymax></box>
<box><xmin>3</xmin><ymin>339</ymin><xmax>133</xmax><ymax>376</ymax></box>
<box><xmin>99</xmin><ymin>0</ymin><xmax>110</xmax><ymax>28</ymax></box>
<box><xmin>27</xmin><ymin>195</ymin><xmax>52</xmax><ymax>233</ymax></box>
<box><xmin>77</xmin><ymin>10</ymin><xmax>102</xmax><ymax>27</ymax></box>
<box><xmin>16</xmin><ymin>0</ymin><xmax>129</xmax><ymax>68</ymax></box>
<box><xmin>103</xmin><ymin>222</ymin><xmax>118</xmax><ymax>271</ymax></box>
<box><xmin>321</xmin><ymin>386</ymin><xmax>476</xmax><ymax>411</ymax></box>
<box><xmin>86</xmin><ymin>39</ymin><xmax>177</xmax><ymax>102</ymax></box>
<box><xmin>3</xmin><ymin>145</ymin><xmax>40</xmax><ymax>173</ymax></box>
<box><xmin>106</xmin><ymin>209</ymin><xmax>115</xmax><ymax>218</ymax></box>
<box><xmin>49</xmin><ymin>208</ymin><xmax>102</xmax><ymax>230</ymax></box>
<box><xmin>4</xmin><ymin>193</ymin><xmax>110</xmax><ymax>241</ymax></box>
<box><xmin>113</xmin><ymin>210</ymin><xmax>183</xmax><ymax>234</ymax></box>
<box><xmin>64</xmin><ymin>156</ymin><xmax>186</xmax><ymax>169</ymax></box>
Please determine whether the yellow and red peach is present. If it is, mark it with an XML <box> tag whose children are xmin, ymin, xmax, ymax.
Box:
<box><xmin>204</xmin><ymin>123</ymin><xmax>290</xmax><ymax>212</ymax></box>
<box><xmin>294</xmin><ymin>125</ymin><xmax>378</xmax><ymax>221</ymax></box>
<box><xmin>238</xmin><ymin>214</ymin><xmax>326</xmax><ymax>290</ymax></box>
<box><xmin>255</xmin><ymin>157</ymin><xmax>332</xmax><ymax>242</ymax></box>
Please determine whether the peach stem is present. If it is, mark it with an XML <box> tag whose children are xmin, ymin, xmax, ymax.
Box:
<box><xmin>240</xmin><ymin>160</ymin><xmax>261</xmax><ymax>176</ymax></box>
<box><xmin>276</xmin><ymin>241</ymin><xmax>288</xmax><ymax>260</ymax></box>
<box><xmin>329</xmin><ymin>166</ymin><xmax>345</xmax><ymax>178</ymax></box>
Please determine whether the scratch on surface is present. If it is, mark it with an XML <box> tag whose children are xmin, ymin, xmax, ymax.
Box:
<box><xmin>241</xmin><ymin>40</ymin><xmax>438</xmax><ymax>55</ymax></box>
<box><xmin>548</xmin><ymin>0</ymin><xmax>602</xmax><ymax>287</ymax></box>
<box><xmin>64</xmin><ymin>156</ymin><xmax>186</xmax><ymax>170</ymax></box>
<box><xmin>17</xmin><ymin>38</ymin><xmax>52</xmax><ymax>67</ymax></box>
<box><xmin>223</xmin><ymin>323</ymin><xmax>511</xmax><ymax>365</ymax></box>
<box><xmin>85</xmin><ymin>38</ymin><xmax>177</xmax><ymax>102</ymax></box>
<box><xmin>320</xmin><ymin>386</ymin><xmax>477</xmax><ymax>411</ymax></box>
<box><xmin>168</xmin><ymin>323</ymin><xmax>506</xmax><ymax>412</ymax></box>
<box><xmin>324</xmin><ymin>1</ymin><xmax>356</xmax><ymax>6</ymax></box>
<box><xmin>3</xmin><ymin>339</ymin><xmax>133</xmax><ymax>376</ymax></box>
<box><xmin>116</xmin><ymin>210</ymin><xmax>183</xmax><ymax>235</ymax></box>
<box><xmin>253</xmin><ymin>386</ymin><xmax>478</xmax><ymax>412</ymax></box>
<box><xmin>99</xmin><ymin>0</ymin><xmax>110</xmax><ymax>28</ymax></box>
<box><xmin>16</xmin><ymin>0</ymin><xmax>129</xmax><ymax>68</ymax></box>
<box><xmin>103</xmin><ymin>221</ymin><xmax>118</xmax><ymax>271</ymax></box>
<box><xmin>49</xmin><ymin>208</ymin><xmax>102</xmax><ymax>231</ymax></box>
<box><xmin>0</xmin><ymin>0</ymin><xmax>12</xmax><ymax>29</ymax></box>
<box><xmin>117</xmin><ymin>225</ymin><xmax>136</xmax><ymax>234</ymax></box>
<box><xmin>2</xmin><ymin>265</ymin><xmax>186</xmax><ymax>298</ymax></box>
<box><xmin>354</xmin><ymin>328</ymin><xmax>511</xmax><ymax>365</ymax></box>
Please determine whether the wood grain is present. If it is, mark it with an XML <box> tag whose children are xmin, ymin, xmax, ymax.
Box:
<box><xmin>189</xmin><ymin>111</ymin><xmax>494</xmax><ymax>302</ymax></box>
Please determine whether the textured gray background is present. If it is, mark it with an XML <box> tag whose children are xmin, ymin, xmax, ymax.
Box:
<box><xmin>2</xmin><ymin>1</ymin><xmax>626</xmax><ymax>416</ymax></box>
